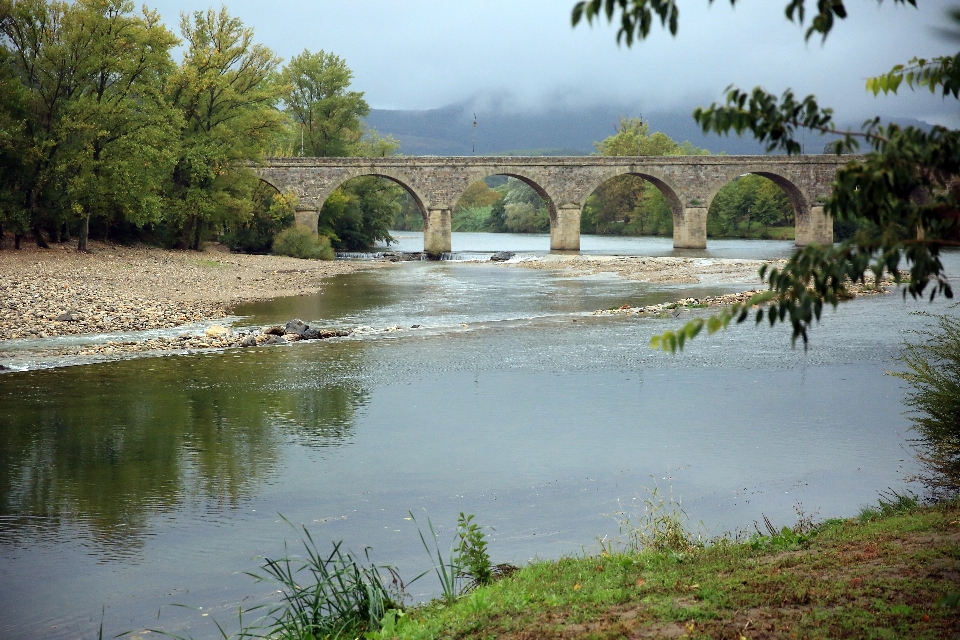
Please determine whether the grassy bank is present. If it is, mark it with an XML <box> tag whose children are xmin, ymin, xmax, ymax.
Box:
<box><xmin>382</xmin><ymin>499</ymin><xmax>959</xmax><ymax>639</ymax></box>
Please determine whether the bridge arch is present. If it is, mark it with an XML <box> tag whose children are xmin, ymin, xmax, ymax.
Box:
<box><xmin>456</xmin><ymin>167</ymin><xmax>559</xmax><ymax>221</ymax></box>
<box><xmin>706</xmin><ymin>167</ymin><xmax>817</xmax><ymax>244</ymax></box>
<box><xmin>579</xmin><ymin>167</ymin><xmax>687</xmax><ymax>243</ymax></box>
<box><xmin>706</xmin><ymin>167</ymin><xmax>810</xmax><ymax>218</ymax></box>
<box><xmin>321</xmin><ymin>168</ymin><xmax>430</xmax><ymax>222</ymax></box>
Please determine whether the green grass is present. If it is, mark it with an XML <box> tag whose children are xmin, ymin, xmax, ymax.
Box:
<box><xmin>389</xmin><ymin>499</ymin><xmax>960</xmax><ymax>639</ymax></box>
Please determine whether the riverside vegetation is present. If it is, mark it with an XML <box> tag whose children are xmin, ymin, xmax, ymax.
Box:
<box><xmin>153</xmin><ymin>492</ymin><xmax>960</xmax><ymax>639</ymax></box>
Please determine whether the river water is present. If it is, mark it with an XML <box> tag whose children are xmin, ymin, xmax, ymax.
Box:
<box><xmin>1</xmin><ymin>234</ymin><xmax>956</xmax><ymax>639</ymax></box>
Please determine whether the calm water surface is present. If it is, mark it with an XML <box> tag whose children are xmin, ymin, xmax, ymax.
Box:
<box><xmin>1</xmin><ymin>235</ymin><xmax>957</xmax><ymax>639</ymax></box>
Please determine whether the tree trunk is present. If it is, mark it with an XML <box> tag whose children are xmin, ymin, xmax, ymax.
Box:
<box><xmin>33</xmin><ymin>224</ymin><xmax>50</xmax><ymax>249</ymax></box>
<box><xmin>77</xmin><ymin>213</ymin><xmax>90</xmax><ymax>252</ymax></box>
<box><xmin>62</xmin><ymin>222</ymin><xmax>71</xmax><ymax>242</ymax></box>
<box><xmin>15</xmin><ymin>233</ymin><xmax>23</xmax><ymax>250</ymax></box>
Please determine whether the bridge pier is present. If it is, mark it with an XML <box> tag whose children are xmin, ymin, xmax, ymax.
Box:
<box><xmin>424</xmin><ymin>208</ymin><xmax>452</xmax><ymax>257</ymax></box>
<box><xmin>673</xmin><ymin>207</ymin><xmax>707</xmax><ymax>249</ymax></box>
<box><xmin>294</xmin><ymin>205</ymin><xmax>320</xmax><ymax>235</ymax></box>
<box><xmin>795</xmin><ymin>205</ymin><xmax>833</xmax><ymax>246</ymax></box>
<box><xmin>551</xmin><ymin>205</ymin><xmax>582</xmax><ymax>252</ymax></box>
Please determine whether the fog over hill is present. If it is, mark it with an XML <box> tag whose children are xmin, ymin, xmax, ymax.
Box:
<box><xmin>364</xmin><ymin>101</ymin><xmax>933</xmax><ymax>157</ymax></box>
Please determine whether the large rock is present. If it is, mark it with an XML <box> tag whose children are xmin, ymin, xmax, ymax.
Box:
<box><xmin>239</xmin><ymin>334</ymin><xmax>258</xmax><ymax>347</ymax></box>
<box><xmin>205</xmin><ymin>325</ymin><xmax>230</xmax><ymax>338</ymax></box>
<box><xmin>262</xmin><ymin>325</ymin><xmax>285</xmax><ymax>336</ymax></box>
<box><xmin>285</xmin><ymin>319</ymin><xmax>309</xmax><ymax>336</ymax></box>
<box><xmin>490</xmin><ymin>252</ymin><xmax>514</xmax><ymax>262</ymax></box>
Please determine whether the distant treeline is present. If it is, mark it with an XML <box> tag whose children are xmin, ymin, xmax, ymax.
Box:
<box><xmin>0</xmin><ymin>0</ymin><xmax>397</xmax><ymax>252</ymax></box>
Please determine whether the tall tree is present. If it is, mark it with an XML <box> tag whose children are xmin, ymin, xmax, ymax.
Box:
<box><xmin>572</xmin><ymin>0</ymin><xmax>960</xmax><ymax>349</ymax></box>
<box><xmin>0</xmin><ymin>0</ymin><xmax>178</xmax><ymax>250</ymax></box>
<box><xmin>280</xmin><ymin>49</ymin><xmax>369</xmax><ymax>158</ymax></box>
<box><xmin>165</xmin><ymin>7</ymin><xmax>285</xmax><ymax>250</ymax></box>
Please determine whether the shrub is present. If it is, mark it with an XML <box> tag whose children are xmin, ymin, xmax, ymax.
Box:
<box><xmin>272</xmin><ymin>224</ymin><xmax>335</xmax><ymax>260</ymax></box>
<box><xmin>892</xmin><ymin>313</ymin><xmax>960</xmax><ymax>499</ymax></box>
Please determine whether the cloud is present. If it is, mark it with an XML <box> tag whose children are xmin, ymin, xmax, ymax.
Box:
<box><xmin>150</xmin><ymin>0</ymin><xmax>958</xmax><ymax>123</ymax></box>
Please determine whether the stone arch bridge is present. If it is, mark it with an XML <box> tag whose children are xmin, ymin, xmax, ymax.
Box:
<box><xmin>257</xmin><ymin>155</ymin><xmax>848</xmax><ymax>256</ymax></box>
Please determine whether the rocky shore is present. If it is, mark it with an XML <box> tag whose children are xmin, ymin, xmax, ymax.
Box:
<box><xmin>0</xmin><ymin>241</ymin><xmax>380</xmax><ymax>341</ymax></box>
<box><xmin>502</xmin><ymin>254</ymin><xmax>780</xmax><ymax>285</ymax></box>
<box><xmin>592</xmin><ymin>279</ymin><xmax>892</xmax><ymax>317</ymax></box>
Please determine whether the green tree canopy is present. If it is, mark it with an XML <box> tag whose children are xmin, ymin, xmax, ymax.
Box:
<box><xmin>280</xmin><ymin>49</ymin><xmax>370</xmax><ymax>158</ymax></box>
<box><xmin>165</xmin><ymin>7</ymin><xmax>286</xmax><ymax>250</ymax></box>
<box><xmin>1</xmin><ymin>0</ymin><xmax>179</xmax><ymax>250</ymax></box>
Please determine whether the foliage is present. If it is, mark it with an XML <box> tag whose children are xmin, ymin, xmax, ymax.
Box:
<box><xmin>456</xmin><ymin>512</ymin><xmax>493</xmax><ymax>588</ymax></box>
<box><xmin>246</xmin><ymin>523</ymin><xmax>398</xmax><ymax>639</ymax></box>
<box><xmin>488</xmin><ymin>200</ymin><xmax>508</xmax><ymax>233</ymax></box>
<box><xmin>1</xmin><ymin>0</ymin><xmax>180</xmax><ymax>250</ymax></box>
<box><xmin>707</xmin><ymin>174</ymin><xmax>794</xmax><ymax>238</ymax></box>
<box><xmin>505</xmin><ymin>202</ymin><xmax>549</xmax><ymax>233</ymax></box>
<box><xmin>892</xmin><ymin>313</ymin><xmax>960</xmax><ymax>499</ymax></box>
<box><xmin>584</xmin><ymin>117</ymin><xmax>704</xmax><ymax>236</ymax></box>
<box><xmin>452</xmin><ymin>206</ymin><xmax>493</xmax><ymax>232</ymax></box>
<box><xmin>573</xmin><ymin>1</ymin><xmax>958</xmax><ymax>349</ymax></box>
<box><xmin>221</xmin><ymin>188</ymin><xmax>296</xmax><ymax>254</ymax></box>
<box><xmin>280</xmin><ymin>49</ymin><xmax>370</xmax><ymax>158</ymax></box>
<box><xmin>393</xmin><ymin>191</ymin><xmax>424</xmax><ymax>231</ymax></box>
<box><xmin>271</xmin><ymin>224</ymin><xmax>335</xmax><ymax>260</ymax></box>
<box><xmin>857</xmin><ymin>488</ymin><xmax>922</xmax><ymax>522</ymax></box>
<box><xmin>164</xmin><ymin>8</ymin><xmax>285</xmax><ymax>250</ymax></box>
<box><xmin>320</xmin><ymin>177</ymin><xmax>398</xmax><ymax>250</ymax></box>
<box><xmin>455</xmin><ymin>181</ymin><xmax>502</xmax><ymax>212</ymax></box>
<box><xmin>593</xmin><ymin>116</ymin><xmax>707</xmax><ymax>157</ymax></box>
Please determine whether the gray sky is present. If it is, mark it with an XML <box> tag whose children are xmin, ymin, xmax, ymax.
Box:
<box><xmin>149</xmin><ymin>0</ymin><xmax>957</xmax><ymax>125</ymax></box>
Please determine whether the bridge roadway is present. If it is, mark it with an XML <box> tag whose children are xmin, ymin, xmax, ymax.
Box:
<box><xmin>257</xmin><ymin>155</ymin><xmax>850</xmax><ymax>256</ymax></box>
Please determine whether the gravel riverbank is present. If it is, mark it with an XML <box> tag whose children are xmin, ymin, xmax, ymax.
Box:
<box><xmin>0</xmin><ymin>241</ymin><xmax>381</xmax><ymax>342</ymax></box>
<box><xmin>501</xmin><ymin>254</ymin><xmax>780</xmax><ymax>285</ymax></box>
<box><xmin>0</xmin><ymin>244</ymin><xmax>891</xmax><ymax>370</ymax></box>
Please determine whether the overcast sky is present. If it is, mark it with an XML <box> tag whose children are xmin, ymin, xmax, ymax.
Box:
<box><xmin>148</xmin><ymin>0</ymin><xmax>957</xmax><ymax>125</ymax></box>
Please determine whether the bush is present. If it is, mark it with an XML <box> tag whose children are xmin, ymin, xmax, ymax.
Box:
<box><xmin>272</xmin><ymin>224</ymin><xmax>335</xmax><ymax>260</ymax></box>
<box><xmin>892</xmin><ymin>313</ymin><xmax>960</xmax><ymax>499</ymax></box>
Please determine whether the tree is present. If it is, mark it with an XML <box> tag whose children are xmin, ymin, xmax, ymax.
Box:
<box><xmin>280</xmin><ymin>49</ymin><xmax>369</xmax><ymax>158</ymax></box>
<box><xmin>165</xmin><ymin>7</ymin><xmax>285</xmax><ymax>250</ymax></box>
<box><xmin>0</xmin><ymin>0</ymin><xmax>178</xmax><ymax>250</ymax></box>
<box><xmin>572</xmin><ymin>0</ymin><xmax>959</xmax><ymax>349</ymax></box>
<box><xmin>489</xmin><ymin>200</ymin><xmax>508</xmax><ymax>233</ymax></box>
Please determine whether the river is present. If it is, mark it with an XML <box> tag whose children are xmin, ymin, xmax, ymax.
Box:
<box><xmin>0</xmin><ymin>234</ymin><xmax>955</xmax><ymax>639</ymax></box>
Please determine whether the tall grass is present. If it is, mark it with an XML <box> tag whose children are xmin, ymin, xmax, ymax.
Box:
<box><xmin>607</xmin><ymin>486</ymin><xmax>703</xmax><ymax>554</ymax></box>
<box><xmin>410</xmin><ymin>511</ymin><xmax>460</xmax><ymax>603</ymax></box>
<box><xmin>892</xmin><ymin>312</ymin><xmax>960</xmax><ymax>499</ymax></box>
<box><xmin>244</xmin><ymin>521</ymin><xmax>400</xmax><ymax>638</ymax></box>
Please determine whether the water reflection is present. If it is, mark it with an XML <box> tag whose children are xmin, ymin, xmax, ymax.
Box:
<box><xmin>0</xmin><ymin>342</ymin><xmax>371</xmax><ymax>552</ymax></box>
